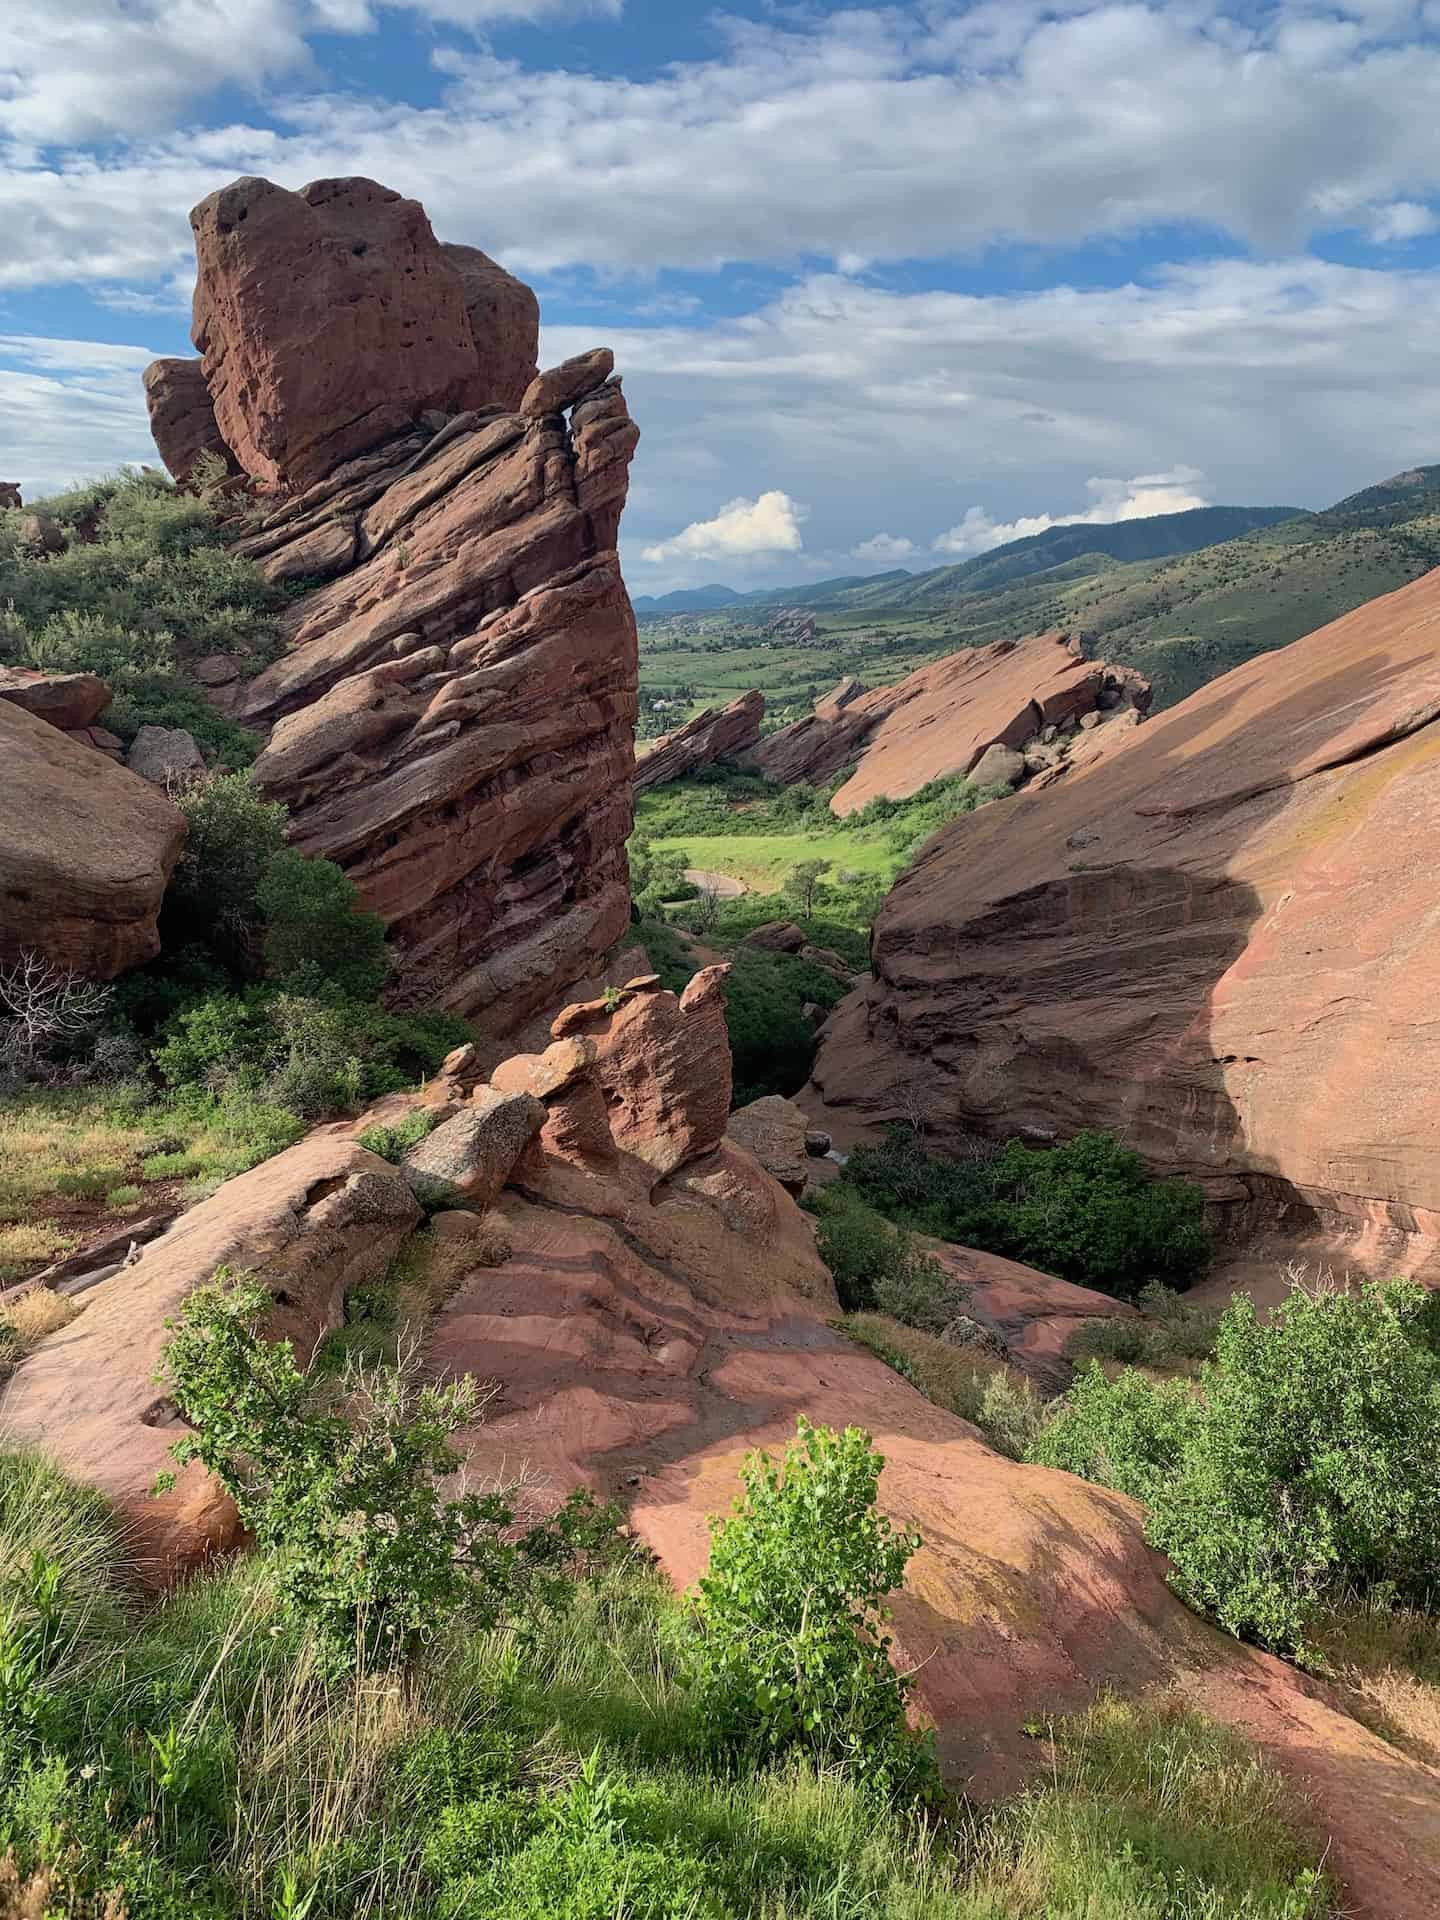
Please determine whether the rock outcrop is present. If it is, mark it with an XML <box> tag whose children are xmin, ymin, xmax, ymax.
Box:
<box><xmin>0</xmin><ymin>1134</ymin><xmax>420</xmax><ymax>1576</ymax></box>
<box><xmin>142</xmin><ymin>357</ymin><xmax>239</xmax><ymax>487</ymax></box>
<box><xmin>146</xmin><ymin>173</ymin><xmax>640</xmax><ymax>1032</ymax></box>
<box><xmin>0</xmin><ymin>666</ymin><xmax>109</xmax><ymax>734</ymax></box>
<box><xmin>634</xmin><ymin>689</ymin><xmax>765</xmax><ymax>791</ymax></box>
<box><xmin>725</xmin><ymin>1094</ymin><xmax>810</xmax><ymax>1195</ymax></box>
<box><xmin>751</xmin><ymin>631</ymin><xmax>1150</xmax><ymax>814</ymax></box>
<box><xmin>810</xmin><ymin>569</ymin><xmax>1440</xmax><ymax>1272</ymax></box>
<box><xmin>0</xmin><ymin>701</ymin><xmax>186</xmax><ymax>977</ymax></box>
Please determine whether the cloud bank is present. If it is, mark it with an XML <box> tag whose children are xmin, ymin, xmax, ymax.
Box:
<box><xmin>934</xmin><ymin>470</ymin><xmax>1213</xmax><ymax>558</ymax></box>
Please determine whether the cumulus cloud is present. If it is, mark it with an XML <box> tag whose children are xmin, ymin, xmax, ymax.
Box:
<box><xmin>642</xmin><ymin>491</ymin><xmax>807</xmax><ymax>565</ymax></box>
<box><xmin>5</xmin><ymin>4</ymin><xmax>1440</xmax><ymax>287</ymax></box>
<box><xmin>853</xmin><ymin>532</ymin><xmax>917</xmax><ymax>563</ymax></box>
<box><xmin>934</xmin><ymin>470</ymin><xmax>1213</xmax><ymax>558</ymax></box>
<box><xmin>1366</xmin><ymin>198</ymin><xmax>1440</xmax><ymax>241</ymax></box>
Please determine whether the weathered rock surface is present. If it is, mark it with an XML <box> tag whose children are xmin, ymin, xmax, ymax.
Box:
<box><xmin>0</xmin><ymin>701</ymin><xmax>186</xmax><ymax>977</ymax></box>
<box><xmin>634</xmin><ymin>689</ymin><xmax>765</xmax><ymax>791</ymax></box>
<box><xmin>126</xmin><ymin>724</ymin><xmax>204</xmax><ymax>784</ymax></box>
<box><xmin>751</xmin><ymin>631</ymin><xmax>1149</xmax><ymax>815</ymax></box>
<box><xmin>440</xmin><ymin>243</ymin><xmax>540</xmax><ymax>409</ymax></box>
<box><xmin>190</xmin><ymin>176</ymin><xmax>499</xmax><ymax>488</ymax></box>
<box><xmin>726</xmin><ymin>1095</ymin><xmax>810</xmax><ymax>1195</ymax></box>
<box><xmin>142</xmin><ymin>356</ymin><xmax>239</xmax><ymax>486</ymax></box>
<box><xmin>924</xmin><ymin>1241</ymin><xmax>1139</xmax><ymax>1391</ymax></box>
<box><xmin>742</xmin><ymin>919</ymin><xmax>807</xmax><ymax>953</ymax></box>
<box><xmin>521</xmin><ymin>348</ymin><xmax>614</xmax><ymax>419</ymax></box>
<box><xmin>0</xmin><ymin>1134</ymin><xmax>419</xmax><ymax>1576</ymax></box>
<box><xmin>810</xmin><ymin>568</ymin><xmax>1440</xmax><ymax>1272</ymax></box>
<box><xmin>0</xmin><ymin>666</ymin><xmax>109</xmax><ymax>733</ymax></box>
<box><xmin>401</xmin><ymin>1087</ymin><xmax>545</xmax><ymax>1208</ymax></box>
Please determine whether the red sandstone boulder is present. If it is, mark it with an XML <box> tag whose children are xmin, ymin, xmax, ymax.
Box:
<box><xmin>191</xmin><ymin>176</ymin><xmax>487</xmax><ymax>488</ymax></box>
<box><xmin>142</xmin><ymin>356</ymin><xmax>239</xmax><ymax>487</ymax></box>
<box><xmin>634</xmin><ymin>689</ymin><xmax>765</xmax><ymax>791</ymax></box>
<box><xmin>726</xmin><ymin>1095</ymin><xmax>810</xmax><ymax>1195</ymax></box>
<box><xmin>440</xmin><ymin>242</ymin><xmax>539</xmax><ymax>409</ymax></box>
<box><xmin>0</xmin><ymin>666</ymin><xmax>109</xmax><ymax>733</ymax></box>
<box><xmin>752</xmin><ymin>632</ymin><xmax>1149</xmax><ymax>814</ymax></box>
<box><xmin>521</xmin><ymin>348</ymin><xmax>614</xmax><ymax>418</ymax></box>
<box><xmin>0</xmin><ymin>1134</ymin><xmax>420</xmax><ymax>1577</ymax></box>
<box><xmin>0</xmin><ymin>701</ymin><xmax>185</xmax><ymax>977</ymax></box>
<box><xmin>810</xmin><ymin>568</ymin><xmax>1440</xmax><ymax>1274</ymax></box>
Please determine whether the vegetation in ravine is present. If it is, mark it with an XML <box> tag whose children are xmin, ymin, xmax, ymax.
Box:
<box><xmin>1030</xmin><ymin>1279</ymin><xmax>1440</xmax><ymax>1661</ymax></box>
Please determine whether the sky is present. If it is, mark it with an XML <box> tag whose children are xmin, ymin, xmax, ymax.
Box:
<box><xmin>5</xmin><ymin>2</ymin><xmax>1440</xmax><ymax>592</ymax></box>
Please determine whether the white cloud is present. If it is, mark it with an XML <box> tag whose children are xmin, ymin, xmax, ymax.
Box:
<box><xmin>852</xmin><ymin>532</ymin><xmax>916</xmax><ymax>563</ymax></box>
<box><xmin>1366</xmin><ymin>198</ymin><xmax>1440</xmax><ymax>241</ymax></box>
<box><xmin>0</xmin><ymin>335</ymin><xmax>158</xmax><ymax>497</ymax></box>
<box><xmin>934</xmin><ymin>469</ymin><xmax>1213</xmax><ymax>558</ymax></box>
<box><xmin>5</xmin><ymin>5</ymin><xmax>1440</xmax><ymax>288</ymax></box>
<box><xmin>642</xmin><ymin>491</ymin><xmax>807</xmax><ymax>565</ymax></box>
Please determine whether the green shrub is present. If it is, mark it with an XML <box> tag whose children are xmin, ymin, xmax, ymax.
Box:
<box><xmin>1069</xmin><ymin>1283</ymin><xmax>1224</xmax><ymax>1369</ymax></box>
<box><xmin>808</xmin><ymin>1185</ymin><xmax>919</xmax><ymax>1312</ymax></box>
<box><xmin>841</xmin><ymin>1128</ymin><xmax>1209</xmax><ymax>1298</ymax></box>
<box><xmin>163</xmin><ymin>771</ymin><xmax>288</xmax><ymax>965</ymax></box>
<box><xmin>358</xmin><ymin>1110</ymin><xmax>436</xmax><ymax>1163</ymax></box>
<box><xmin>257</xmin><ymin>849</ymin><xmax>390</xmax><ymax>998</ymax></box>
<box><xmin>1032</xmin><ymin>1279</ymin><xmax>1440</xmax><ymax>1657</ymax></box>
<box><xmin>689</xmin><ymin>1416</ymin><xmax>931</xmax><ymax>1796</ymax></box>
<box><xmin>160</xmin><ymin>1276</ymin><xmax>620</xmax><ymax>1672</ymax></box>
<box><xmin>722</xmin><ymin>948</ymin><xmax>845</xmax><ymax>1105</ymax></box>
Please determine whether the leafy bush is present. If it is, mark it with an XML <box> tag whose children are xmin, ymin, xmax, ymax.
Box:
<box><xmin>840</xmin><ymin>1128</ymin><xmax>1210</xmax><ymax>1298</ymax></box>
<box><xmin>358</xmin><ymin>1110</ymin><xmax>437</xmax><ymax>1163</ymax></box>
<box><xmin>689</xmin><ymin>1416</ymin><xmax>931</xmax><ymax>1796</ymax></box>
<box><xmin>160</xmin><ymin>1275</ymin><xmax>620</xmax><ymax>1672</ymax></box>
<box><xmin>1068</xmin><ymin>1282</ymin><xmax>1223</xmax><ymax>1369</ymax></box>
<box><xmin>723</xmin><ymin>948</ymin><xmax>845</xmax><ymax>1105</ymax></box>
<box><xmin>1032</xmin><ymin>1279</ymin><xmax>1440</xmax><ymax>1657</ymax></box>
<box><xmin>838</xmin><ymin>1312</ymin><xmax>1047</xmax><ymax>1460</ymax></box>
<box><xmin>258</xmin><ymin>848</ymin><xmax>391</xmax><ymax>998</ymax></box>
<box><xmin>0</xmin><ymin>472</ymin><xmax>285</xmax><ymax>758</ymax></box>
<box><xmin>808</xmin><ymin>1184</ymin><xmax>963</xmax><ymax>1328</ymax></box>
<box><xmin>162</xmin><ymin>771</ymin><xmax>287</xmax><ymax>964</ymax></box>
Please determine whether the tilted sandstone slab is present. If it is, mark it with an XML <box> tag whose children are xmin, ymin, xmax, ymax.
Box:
<box><xmin>237</xmin><ymin>387</ymin><xmax>640</xmax><ymax>1031</ymax></box>
<box><xmin>810</xmin><ymin>567</ymin><xmax>1440</xmax><ymax>1270</ymax></box>
<box><xmin>751</xmin><ymin>631</ymin><xmax>1149</xmax><ymax>814</ymax></box>
<box><xmin>634</xmin><ymin>689</ymin><xmax>765</xmax><ymax>791</ymax></box>
<box><xmin>0</xmin><ymin>1134</ymin><xmax>420</xmax><ymax>1577</ymax></box>
<box><xmin>0</xmin><ymin>701</ymin><xmax>186</xmax><ymax>976</ymax></box>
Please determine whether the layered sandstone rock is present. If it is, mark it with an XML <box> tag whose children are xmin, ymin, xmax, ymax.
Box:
<box><xmin>0</xmin><ymin>701</ymin><xmax>186</xmax><ymax>976</ymax></box>
<box><xmin>751</xmin><ymin>631</ymin><xmax>1149</xmax><ymax>814</ymax></box>
<box><xmin>142</xmin><ymin>357</ymin><xmax>238</xmax><ymax>486</ymax></box>
<box><xmin>810</xmin><ymin>569</ymin><xmax>1440</xmax><ymax>1271</ymax></box>
<box><xmin>149</xmin><ymin>173</ymin><xmax>640</xmax><ymax>1030</ymax></box>
<box><xmin>187</xmin><ymin>176</ymin><xmax>536</xmax><ymax>489</ymax></box>
<box><xmin>0</xmin><ymin>1134</ymin><xmax>420</xmax><ymax>1576</ymax></box>
<box><xmin>0</xmin><ymin>666</ymin><xmax>109</xmax><ymax>733</ymax></box>
<box><xmin>634</xmin><ymin>689</ymin><xmax>765</xmax><ymax>791</ymax></box>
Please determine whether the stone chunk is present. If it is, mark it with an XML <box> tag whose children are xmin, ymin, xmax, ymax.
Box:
<box><xmin>142</xmin><ymin>356</ymin><xmax>239</xmax><ymax>487</ymax></box>
<box><xmin>490</xmin><ymin>1037</ymin><xmax>596</xmax><ymax>1100</ymax></box>
<box><xmin>126</xmin><ymin>726</ymin><xmax>205</xmax><ymax>785</ymax></box>
<box><xmin>521</xmin><ymin>348</ymin><xmax>615</xmax><ymax>418</ymax></box>
<box><xmin>743</xmin><ymin>920</ymin><xmax>807</xmax><ymax>954</ymax></box>
<box><xmin>0</xmin><ymin>667</ymin><xmax>110</xmax><ymax>733</ymax></box>
<box><xmin>726</xmin><ymin>1095</ymin><xmax>810</xmax><ymax>1196</ymax></box>
<box><xmin>970</xmin><ymin>742</ymin><xmax>1026</xmax><ymax>789</ymax></box>
<box><xmin>441</xmin><ymin>242</ymin><xmax>540</xmax><ymax>410</ymax></box>
<box><xmin>402</xmin><ymin>1088</ymin><xmax>545</xmax><ymax>1208</ymax></box>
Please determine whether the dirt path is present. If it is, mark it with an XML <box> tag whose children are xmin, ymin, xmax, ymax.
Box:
<box><xmin>684</xmin><ymin>867</ymin><xmax>747</xmax><ymax>897</ymax></box>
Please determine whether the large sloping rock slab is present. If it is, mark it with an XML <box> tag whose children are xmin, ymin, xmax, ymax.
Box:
<box><xmin>0</xmin><ymin>701</ymin><xmax>185</xmax><ymax>977</ymax></box>
<box><xmin>0</xmin><ymin>1135</ymin><xmax>419</xmax><ymax>1577</ymax></box>
<box><xmin>634</xmin><ymin>689</ymin><xmax>764</xmax><ymax>791</ymax></box>
<box><xmin>752</xmin><ymin>631</ymin><xmax>1147</xmax><ymax>814</ymax></box>
<box><xmin>191</xmin><ymin>176</ymin><xmax>490</xmax><ymax>488</ymax></box>
<box><xmin>811</xmin><ymin>567</ymin><xmax>1440</xmax><ymax>1270</ymax></box>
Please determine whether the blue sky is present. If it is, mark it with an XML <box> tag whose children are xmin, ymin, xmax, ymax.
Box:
<box><xmin>5</xmin><ymin>0</ymin><xmax>1440</xmax><ymax>589</ymax></box>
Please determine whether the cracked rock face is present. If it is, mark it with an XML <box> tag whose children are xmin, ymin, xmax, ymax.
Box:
<box><xmin>751</xmin><ymin>630</ymin><xmax>1149</xmax><ymax>813</ymax></box>
<box><xmin>809</xmin><ymin>569</ymin><xmax>1440</xmax><ymax>1267</ymax></box>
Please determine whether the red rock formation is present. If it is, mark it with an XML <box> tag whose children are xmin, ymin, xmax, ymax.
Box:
<box><xmin>189</xmin><ymin>176</ymin><xmax>514</xmax><ymax>489</ymax></box>
<box><xmin>0</xmin><ymin>701</ymin><xmax>185</xmax><ymax>977</ymax></box>
<box><xmin>142</xmin><ymin>357</ymin><xmax>239</xmax><ymax>487</ymax></box>
<box><xmin>139</xmin><ymin>174</ymin><xmax>640</xmax><ymax>1031</ymax></box>
<box><xmin>440</xmin><ymin>242</ymin><xmax>539</xmax><ymax>409</ymax></box>
<box><xmin>751</xmin><ymin>631</ymin><xmax>1149</xmax><ymax>814</ymax></box>
<box><xmin>0</xmin><ymin>666</ymin><xmax>109</xmax><ymax>733</ymax></box>
<box><xmin>634</xmin><ymin>689</ymin><xmax>765</xmax><ymax>791</ymax></box>
<box><xmin>810</xmin><ymin>569</ymin><xmax>1440</xmax><ymax>1272</ymax></box>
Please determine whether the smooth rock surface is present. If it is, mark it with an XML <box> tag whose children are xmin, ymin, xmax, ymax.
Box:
<box><xmin>0</xmin><ymin>667</ymin><xmax>109</xmax><ymax>733</ymax></box>
<box><xmin>0</xmin><ymin>701</ymin><xmax>186</xmax><ymax>977</ymax></box>
<box><xmin>810</xmin><ymin>568</ymin><xmax>1440</xmax><ymax>1272</ymax></box>
<box><xmin>142</xmin><ymin>356</ymin><xmax>239</xmax><ymax>486</ymax></box>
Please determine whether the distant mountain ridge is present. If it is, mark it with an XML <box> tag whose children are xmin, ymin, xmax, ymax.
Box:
<box><xmin>632</xmin><ymin>507</ymin><xmax>1298</xmax><ymax>615</ymax></box>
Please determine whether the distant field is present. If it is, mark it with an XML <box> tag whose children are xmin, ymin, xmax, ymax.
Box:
<box><xmin>648</xmin><ymin>829</ymin><xmax>899</xmax><ymax>892</ymax></box>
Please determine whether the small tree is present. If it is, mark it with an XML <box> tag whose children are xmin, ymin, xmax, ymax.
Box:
<box><xmin>690</xmin><ymin>1416</ymin><xmax>931</xmax><ymax>1796</ymax></box>
<box><xmin>257</xmin><ymin>849</ymin><xmax>390</xmax><ymax>998</ymax></box>
<box><xmin>784</xmin><ymin>858</ymin><xmax>832</xmax><ymax>923</ymax></box>
<box><xmin>159</xmin><ymin>1277</ymin><xmax>618</xmax><ymax>1672</ymax></box>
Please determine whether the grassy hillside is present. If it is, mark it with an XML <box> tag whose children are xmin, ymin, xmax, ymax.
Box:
<box><xmin>639</xmin><ymin>468</ymin><xmax>1440</xmax><ymax>724</ymax></box>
